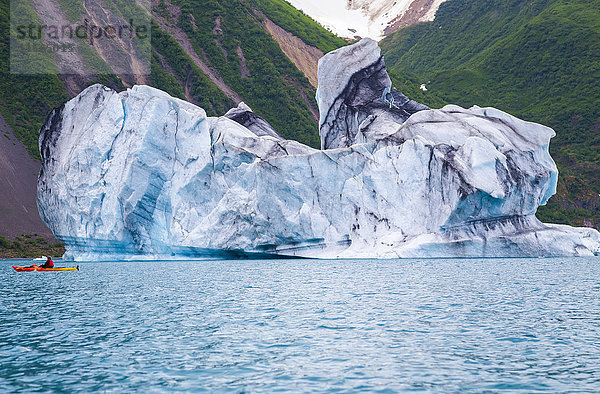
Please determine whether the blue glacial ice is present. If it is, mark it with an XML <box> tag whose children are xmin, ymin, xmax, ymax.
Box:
<box><xmin>37</xmin><ymin>38</ymin><xmax>600</xmax><ymax>260</ymax></box>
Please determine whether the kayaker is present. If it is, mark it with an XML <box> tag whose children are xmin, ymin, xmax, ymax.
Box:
<box><xmin>41</xmin><ymin>256</ymin><xmax>54</xmax><ymax>269</ymax></box>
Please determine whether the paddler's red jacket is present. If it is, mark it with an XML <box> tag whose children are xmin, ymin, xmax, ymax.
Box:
<box><xmin>41</xmin><ymin>258</ymin><xmax>54</xmax><ymax>268</ymax></box>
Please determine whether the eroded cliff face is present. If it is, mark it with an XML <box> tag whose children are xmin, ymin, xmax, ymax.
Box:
<box><xmin>37</xmin><ymin>39</ymin><xmax>600</xmax><ymax>260</ymax></box>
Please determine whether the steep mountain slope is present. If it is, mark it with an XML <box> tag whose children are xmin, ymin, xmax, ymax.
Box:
<box><xmin>287</xmin><ymin>0</ymin><xmax>448</xmax><ymax>39</ymax></box>
<box><xmin>0</xmin><ymin>113</ymin><xmax>54</xmax><ymax>239</ymax></box>
<box><xmin>0</xmin><ymin>0</ymin><xmax>348</xmax><ymax>241</ymax></box>
<box><xmin>381</xmin><ymin>0</ymin><xmax>600</xmax><ymax>229</ymax></box>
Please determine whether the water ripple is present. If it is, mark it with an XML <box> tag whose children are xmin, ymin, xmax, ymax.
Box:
<box><xmin>1</xmin><ymin>257</ymin><xmax>600</xmax><ymax>392</ymax></box>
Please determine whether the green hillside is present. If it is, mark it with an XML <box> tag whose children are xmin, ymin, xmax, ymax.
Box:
<box><xmin>0</xmin><ymin>2</ymin><xmax>68</xmax><ymax>157</ymax></box>
<box><xmin>164</xmin><ymin>0</ymin><xmax>333</xmax><ymax>147</ymax></box>
<box><xmin>381</xmin><ymin>0</ymin><xmax>600</xmax><ymax>228</ymax></box>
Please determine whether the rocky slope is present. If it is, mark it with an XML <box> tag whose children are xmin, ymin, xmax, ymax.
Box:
<box><xmin>37</xmin><ymin>40</ymin><xmax>600</xmax><ymax>260</ymax></box>
<box><xmin>0</xmin><ymin>114</ymin><xmax>54</xmax><ymax>239</ymax></box>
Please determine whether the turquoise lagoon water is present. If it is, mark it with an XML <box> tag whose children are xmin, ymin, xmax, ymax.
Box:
<box><xmin>1</xmin><ymin>257</ymin><xmax>599</xmax><ymax>392</ymax></box>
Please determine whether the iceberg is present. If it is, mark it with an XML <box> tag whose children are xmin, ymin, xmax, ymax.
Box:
<box><xmin>37</xmin><ymin>39</ymin><xmax>600</xmax><ymax>260</ymax></box>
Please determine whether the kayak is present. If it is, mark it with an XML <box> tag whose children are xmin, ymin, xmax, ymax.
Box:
<box><xmin>12</xmin><ymin>266</ymin><xmax>79</xmax><ymax>272</ymax></box>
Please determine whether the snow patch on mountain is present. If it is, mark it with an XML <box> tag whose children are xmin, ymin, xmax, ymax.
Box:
<box><xmin>287</xmin><ymin>0</ymin><xmax>448</xmax><ymax>40</ymax></box>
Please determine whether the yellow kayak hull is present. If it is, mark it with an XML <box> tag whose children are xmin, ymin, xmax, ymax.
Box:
<box><xmin>13</xmin><ymin>266</ymin><xmax>79</xmax><ymax>272</ymax></box>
